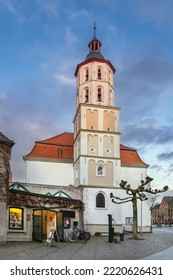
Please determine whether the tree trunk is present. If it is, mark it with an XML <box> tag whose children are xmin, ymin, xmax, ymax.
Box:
<box><xmin>132</xmin><ymin>195</ymin><xmax>138</xmax><ymax>239</ymax></box>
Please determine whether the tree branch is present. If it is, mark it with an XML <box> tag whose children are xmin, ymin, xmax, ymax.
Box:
<box><xmin>111</xmin><ymin>198</ymin><xmax>132</xmax><ymax>204</ymax></box>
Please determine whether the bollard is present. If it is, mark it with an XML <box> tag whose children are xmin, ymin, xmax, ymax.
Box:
<box><xmin>108</xmin><ymin>214</ymin><xmax>114</xmax><ymax>243</ymax></box>
<box><xmin>120</xmin><ymin>233</ymin><xmax>124</xmax><ymax>241</ymax></box>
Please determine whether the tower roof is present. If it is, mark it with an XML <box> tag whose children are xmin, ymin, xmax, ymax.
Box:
<box><xmin>86</xmin><ymin>23</ymin><xmax>105</xmax><ymax>61</ymax></box>
<box><xmin>75</xmin><ymin>24</ymin><xmax>115</xmax><ymax>76</ymax></box>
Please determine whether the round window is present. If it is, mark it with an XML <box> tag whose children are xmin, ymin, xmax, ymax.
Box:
<box><xmin>105</xmin><ymin>148</ymin><xmax>111</xmax><ymax>153</ymax></box>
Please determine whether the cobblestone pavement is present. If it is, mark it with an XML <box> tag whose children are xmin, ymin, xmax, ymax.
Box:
<box><xmin>0</xmin><ymin>227</ymin><xmax>173</xmax><ymax>260</ymax></box>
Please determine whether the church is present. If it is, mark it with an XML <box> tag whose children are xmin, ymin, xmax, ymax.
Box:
<box><xmin>0</xmin><ymin>26</ymin><xmax>152</xmax><ymax>243</ymax></box>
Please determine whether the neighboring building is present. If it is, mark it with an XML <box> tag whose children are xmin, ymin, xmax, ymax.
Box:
<box><xmin>152</xmin><ymin>196</ymin><xmax>173</xmax><ymax>225</ymax></box>
<box><xmin>151</xmin><ymin>203</ymin><xmax>160</xmax><ymax>224</ymax></box>
<box><xmin>1</xmin><ymin>26</ymin><xmax>152</xmax><ymax>243</ymax></box>
<box><xmin>0</xmin><ymin>132</ymin><xmax>14</xmax><ymax>243</ymax></box>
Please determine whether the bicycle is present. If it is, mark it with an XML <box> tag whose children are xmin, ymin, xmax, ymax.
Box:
<box><xmin>68</xmin><ymin>226</ymin><xmax>88</xmax><ymax>243</ymax></box>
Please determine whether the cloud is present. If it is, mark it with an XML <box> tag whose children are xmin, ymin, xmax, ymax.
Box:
<box><xmin>38</xmin><ymin>0</ymin><xmax>60</xmax><ymax>17</ymax></box>
<box><xmin>54</xmin><ymin>74</ymin><xmax>75</xmax><ymax>86</ymax></box>
<box><xmin>121</xmin><ymin>123</ymin><xmax>173</xmax><ymax>147</ymax></box>
<box><xmin>157</xmin><ymin>152</ymin><xmax>173</xmax><ymax>161</ymax></box>
<box><xmin>127</xmin><ymin>0</ymin><xmax>173</xmax><ymax>28</ymax></box>
<box><xmin>40</xmin><ymin>63</ymin><xmax>49</xmax><ymax>69</ymax></box>
<box><xmin>65</xmin><ymin>28</ymin><xmax>78</xmax><ymax>45</ymax></box>
<box><xmin>0</xmin><ymin>0</ymin><xmax>16</xmax><ymax>14</ymax></box>
<box><xmin>66</xmin><ymin>8</ymin><xmax>91</xmax><ymax>20</ymax></box>
<box><xmin>150</xmin><ymin>164</ymin><xmax>163</xmax><ymax>172</ymax></box>
<box><xmin>168</xmin><ymin>164</ymin><xmax>173</xmax><ymax>173</ymax></box>
<box><xmin>0</xmin><ymin>92</ymin><xmax>7</xmax><ymax>101</ymax></box>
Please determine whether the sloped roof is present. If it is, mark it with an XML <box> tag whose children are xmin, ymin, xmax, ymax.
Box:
<box><xmin>9</xmin><ymin>182</ymin><xmax>29</xmax><ymax>192</ymax></box>
<box><xmin>120</xmin><ymin>144</ymin><xmax>148</xmax><ymax>167</ymax></box>
<box><xmin>0</xmin><ymin>132</ymin><xmax>14</xmax><ymax>146</ymax></box>
<box><xmin>53</xmin><ymin>190</ymin><xmax>72</xmax><ymax>199</ymax></box>
<box><xmin>24</xmin><ymin>132</ymin><xmax>73</xmax><ymax>160</ymax></box>
<box><xmin>161</xmin><ymin>196</ymin><xmax>173</xmax><ymax>205</ymax></box>
<box><xmin>24</xmin><ymin>132</ymin><xmax>148</xmax><ymax>167</ymax></box>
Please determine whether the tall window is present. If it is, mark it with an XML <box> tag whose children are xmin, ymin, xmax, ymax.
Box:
<box><xmin>98</xmin><ymin>87</ymin><xmax>102</xmax><ymax>101</ymax></box>
<box><xmin>85</xmin><ymin>88</ymin><xmax>89</xmax><ymax>102</ymax></box>
<box><xmin>98</xmin><ymin>68</ymin><xmax>101</xmax><ymax>79</ymax></box>
<box><xmin>96</xmin><ymin>193</ymin><xmax>105</xmax><ymax>208</ymax></box>
<box><xmin>9</xmin><ymin>207</ymin><xmax>24</xmax><ymax>230</ymax></box>
<box><xmin>85</xmin><ymin>69</ymin><xmax>89</xmax><ymax>81</ymax></box>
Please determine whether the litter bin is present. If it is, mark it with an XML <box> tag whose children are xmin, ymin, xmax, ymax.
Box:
<box><xmin>120</xmin><ymin>233</ymin><xmax>124</xmax><ymax>241</ymax></box>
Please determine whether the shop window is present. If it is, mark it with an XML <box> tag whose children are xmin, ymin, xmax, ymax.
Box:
<box><xmin>96</xmin><ymin>193</ymin><xmax>105</xmax><ymax>208</ymax></box>
<box><xmin>9</xmin><ymin>207</ymin><xmax>24</xmax><ymax>230</ymax></box>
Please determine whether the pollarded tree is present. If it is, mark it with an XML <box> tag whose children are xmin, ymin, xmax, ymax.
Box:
<box><xmin>110</xmin><ymin>176</ymin><xmax>168</xmax><ymax>240</ymax></box>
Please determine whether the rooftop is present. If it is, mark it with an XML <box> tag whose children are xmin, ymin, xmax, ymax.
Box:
<box><xmin>24</xmin><ymin>132</ymin><xmax>148</xmax><ymax>167</ymax></box>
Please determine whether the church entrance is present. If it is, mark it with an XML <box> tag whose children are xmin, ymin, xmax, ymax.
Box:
<box><xmin>32</xmin><ymin>209</ymin><xmax>75</xmax><ymax>242</ymax></box>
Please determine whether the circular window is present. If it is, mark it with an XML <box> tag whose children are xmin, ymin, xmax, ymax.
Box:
<box><xmin>105</xmin><ymin>148</ymin><xmax>111</xmax><ymax>153</ymax></box>
<box><xmin>90</xmin><ymin>147</ymin><xmax>96</xmax><ymax>152</ymax></box>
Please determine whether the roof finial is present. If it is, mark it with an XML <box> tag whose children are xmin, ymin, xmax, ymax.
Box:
<box><xmin>93</xmin><ymin>22</ymin><xmax>96</xmax><ymax>37</ymax></box>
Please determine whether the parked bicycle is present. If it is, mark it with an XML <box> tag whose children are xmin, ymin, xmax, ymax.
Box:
<box><xmin>68</xmin><ymin>226</ymin><xmax>90</xmax><ymax>243</ymax></box>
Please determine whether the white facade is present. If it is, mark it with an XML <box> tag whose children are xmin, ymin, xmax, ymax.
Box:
<box><xmin>25</xmin><ymin>159</ymin><xmax>73</xmax><ymax>186</ymax></box>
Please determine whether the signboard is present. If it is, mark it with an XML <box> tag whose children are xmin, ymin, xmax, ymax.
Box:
<box><xmin>46</xmin><ymin>229</ymin><xmax>60</xmax><ymax>247</ymax></box>
<box><xmin>126</xmin><ymin>217</ymin><xmax>133</xmax><ymax>225</ymax></box>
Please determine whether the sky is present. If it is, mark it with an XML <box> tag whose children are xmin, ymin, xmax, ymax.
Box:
<box><xmin>0</xmin><ymin>0</ymin><xmax>173</xmax><ymax>191</ymax></box>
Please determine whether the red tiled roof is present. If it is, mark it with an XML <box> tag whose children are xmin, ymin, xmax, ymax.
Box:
<box><xmin>39</xmin><ymin>132</ymin><xmax>74</xmax><ymax>146</ymax></box>
<box><xmin>24</xmin><ymin>132</ymin><xmax>148</xmax><ymax>167</ymax></box>
<box><xmin>24</xmin><ymin>132</ymin><xmax>74</xmax><ymax>160</ymax></box>
<box><xmin>120</xmin><ymin>144</ymin><xmax>148</xmax><ymax>167</ymax></box>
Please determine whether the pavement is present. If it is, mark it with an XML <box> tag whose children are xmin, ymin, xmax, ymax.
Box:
<box><xmin>0</xmin><ymin>226</ymin><xmax>173</xmax><ymax>260</ymax></box>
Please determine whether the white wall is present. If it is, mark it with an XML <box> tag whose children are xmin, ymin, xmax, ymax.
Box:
<box><xmin>83</xmin><ymin>165</ymin><xmax>151</xmax><ymax>234</ymax></box>
<box><xmin>25</xmin><ymin>160</ymin><xmax>73</xmax><ymax>186</ymax></box>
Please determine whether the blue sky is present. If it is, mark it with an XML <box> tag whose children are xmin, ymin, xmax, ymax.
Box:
<box><xmin>0</xmin><ymin>0</ymin><xmax>173</xmax><ymax>190</ymax></box>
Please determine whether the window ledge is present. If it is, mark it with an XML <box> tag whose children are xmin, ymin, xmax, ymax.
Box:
<box><xmin>7</xmin><ymin>230</ymin><xmax>26</xmax><ymax>233</ymax></box>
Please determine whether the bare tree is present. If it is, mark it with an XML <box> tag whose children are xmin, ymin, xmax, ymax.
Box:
<box><xmin>110</xmin><ymin>176</ymin><xmax>168</xmax><ymax>239</ymax></box>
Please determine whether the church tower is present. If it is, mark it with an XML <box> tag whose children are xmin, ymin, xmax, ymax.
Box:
<box><xmin>73</xmin><ymin>24</ymin><xmax>121</xmax><ymax>189</ymax></box>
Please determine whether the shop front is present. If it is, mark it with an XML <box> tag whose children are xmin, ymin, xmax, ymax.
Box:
<box><xmin>32</xmin><ymin>209</ymin><xmax>76</xmax><ymax>242</ymax></box>
<box><xmin>7</xmin><ymin>187</ymin><xmax>84</xmax><ymax>242</ymax></box>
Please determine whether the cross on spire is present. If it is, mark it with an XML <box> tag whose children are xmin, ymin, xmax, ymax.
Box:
<box><xmin>93</xmin><ymin>22</ymin><xmax>96</xmax><ymax>37</ymax></box>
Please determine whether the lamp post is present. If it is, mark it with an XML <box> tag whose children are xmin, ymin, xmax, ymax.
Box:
<box><xmin>140</xmin><ymin>199</ymin><xmax>143</xmax><ymax>236</ymax></box>
<box><xmin>140</xmin><ymin>174</ymin><xmax>143</xmax><ymax>236</ymax></box>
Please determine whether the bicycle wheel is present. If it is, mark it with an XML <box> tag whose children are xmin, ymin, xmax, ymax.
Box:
<box><xmin>86</xmin><ymin>232</ymin><xmax>91</xmax><ymax>240</ymax></box>
<box><xmin>68</xmin><ymin>232</ymin><xmax>77</xmax><ymax>242</ymax></box>
<box><xmin>79</xmin><ymin>232</ymin><xmax>87</xmax><ymax>243</ymax></box>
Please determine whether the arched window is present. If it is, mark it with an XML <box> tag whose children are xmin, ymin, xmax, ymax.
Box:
<box><xmin>97</xmin><ymin>164</ymin><xmax>104</xmax><ymax>176</ymax></box>
<box><xmin>85</xmin><ymin>69</ymin><xmax>89</xmax><ymax>81</ymax></box>
<box><xmin>85</xmin><ymin>88</ymin><xmax>89</xmax><ymax>102</ymax></box>
<box><xmin>96</xmin><ymin>193</ymin><xmax>105</xmax><ymax>208</ymax></box>
<box><xmin>92</xmin><ymin>42</ymin><xmax>94</xmax><ymax>50</ymax></box>
<box><xmin>98</xmin><ymin>87</ymin><xmax>102</xmax><ymax>102</ymax></box>
<box><xmin>98</xmin><ymin>68</ymin><xmax>101</xmax><ymax>79</ymax></box>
